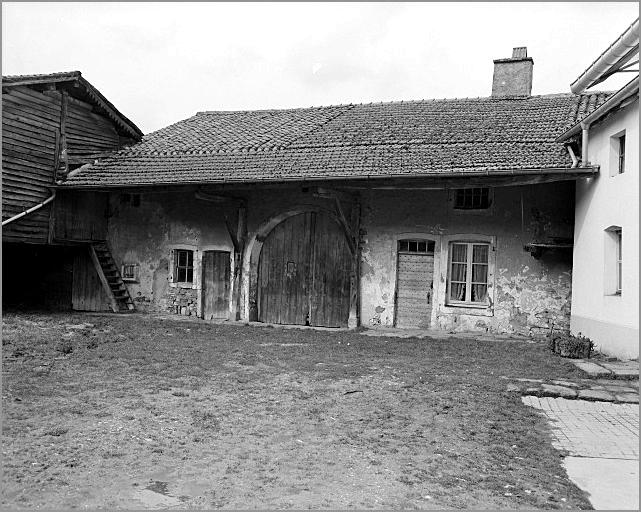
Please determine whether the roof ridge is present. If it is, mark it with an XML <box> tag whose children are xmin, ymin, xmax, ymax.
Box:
<box><xmin>192</xmin><ymin>93</ymin><xmax>588</xmax><ymax>115</ymax></box>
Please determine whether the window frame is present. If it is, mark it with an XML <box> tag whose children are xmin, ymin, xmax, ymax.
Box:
<box><xmin>447</xmin><ymin>241</ymin><xmax>491</xmax><ymax>306</ymax></box>
<box><xmin>436</xmin><ymin>234</ymin><xmax>496</xmax><ymax>316</ymax></box>
<box><xmin>174</xmin><ymin>249</ymin><xmax>194</xmax><ymax>284</ymax></box>
<box><xmin>168</xmin><ymin>244</ymin><xmax>199</xmax><ymax>289</ymax></box>
<box><xmin>604</xmin><ymin>226</ymin><xmax>622</xmax><ymax>296</ymax></box>
<box><xmin>616</xmin><ymin>228</ymin><xmax>622</xmax><ymax>295</ymax></box>
<box><xmin>121</xmin><ymin>263</ymin><xmax>139</xmax><ymax>283</ymax></box>
<box><xmin>397</xmin><ymin>239</ymin><xmax>435</xmax><ymax>254</ymax></box>
<box><xmin>449</xmin><ymin>187</ymin><xmax>494</xmax><ymax>215</ymax></box>
<box><xmin>618</xmin><ymin>134</ymin><xmax>625</xmax><ymax>174</ymax></box>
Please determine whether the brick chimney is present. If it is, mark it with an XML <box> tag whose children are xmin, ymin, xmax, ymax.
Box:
<box><xmin>492</xmin><ymin>47</ymin><xmax>534</xmax><ymax>96</ymax></box>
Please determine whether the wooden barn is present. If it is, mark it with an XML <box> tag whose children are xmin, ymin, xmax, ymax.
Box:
<box><xmin>2</xmin><ymin>71</ymin><xmax>143</xmax><ymax>311</ymax></box>
<box><xmin>51</xmin><ymin>49</ymin><xmax>615</xmax><ymax>336</ymax></box>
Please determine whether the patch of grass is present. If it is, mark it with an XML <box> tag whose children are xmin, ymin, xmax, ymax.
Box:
<box><xmin>1</xmin><ymin>311</ymin><xmax>592</xmax><ymax>510</ymax></box>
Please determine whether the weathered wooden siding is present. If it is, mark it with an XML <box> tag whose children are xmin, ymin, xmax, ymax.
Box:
<box><xmin>2</xmin><ymin>86</ymin><xmax>59</xmax><ymax>243</ymax></box>
<box><xmin>63</xmin><ymin>93</ymin><xmax>124</xmax><ymax>166</ymax></box>
<box><xmin>2</xmin><ymin>84</ymin><xmax>131</xmax><ymax>244</ymax></box>
<box><xmin>53</xmin><ymin>190</ymin><xmax>108</xmax><ymax>241</ymax></box>
<box><xmin>72</xmin><ymin>248</ymin><xmax>112</xmax><ymax>311</ymax></box>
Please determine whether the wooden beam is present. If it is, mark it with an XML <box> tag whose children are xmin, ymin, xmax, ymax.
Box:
<box><xmin>58</xmin><ymin>90</ymin><xmax>69</xmax><ymax>180</ymax></box>
<box><xmin>333</xmin><ymin>196</ymin><xmax>356</xmax><ymax>255</ymax></box>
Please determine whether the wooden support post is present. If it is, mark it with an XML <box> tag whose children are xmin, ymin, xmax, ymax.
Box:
<box><xmin>348</xmin><ymin>196</ymin><xmax>361</xmax><ymax>328</ymax></box>
<box><xmin>225</xmin><ymin>203</ymin><xmax>247</xmax><ymax>321</ymax></box>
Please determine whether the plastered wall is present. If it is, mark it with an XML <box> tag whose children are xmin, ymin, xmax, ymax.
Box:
<box><xmin>359</xmin><ymin>183</ymin><xmax>574</xmax><ymax>336</ymax></box>
<box><xmin>106</xmin><ymin>182</ymin><xmax>575</xmax><ymax>337</ymax></box>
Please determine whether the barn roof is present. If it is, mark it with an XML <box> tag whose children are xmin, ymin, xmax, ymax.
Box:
<box><xmin>2</xmin><ymin>71</ymin><xmax>143</xmax><ymax>139</ymax></box>
<box><xmin>60</xmin><ymin>91</ymin><xmax>612</xmax><ymax>188</ymax></box>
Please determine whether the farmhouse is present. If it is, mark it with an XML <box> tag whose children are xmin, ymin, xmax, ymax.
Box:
<box><xmin>36</xmin><ymin>47</ymin><xmax>614</xmax><ymax>337</ymax></box>
<box><xmin>558</xmin><ymin>18</ymin><xmax>639</xmax><ymax>359</ymax></box>
<box><xmin>2</xmin><ymin>71</ymin><xmax>143</xmax><ymax>309</ymax></box>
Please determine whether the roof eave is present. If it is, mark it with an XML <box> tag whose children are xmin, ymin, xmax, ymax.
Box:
<box><xmin>56</xmin><ymin>166</ymin><xmax>600</xmax><ymax>190</ymax></box>
<box><xmin>556</xmin><ymin>77</ymin><xmax>639</xmax><ymax>142</ymax></box>
<box><xmin>570</xmin><ymin>18</ymin><xmax>639</xmax><ymax>94</ymax></box>
<box><xmin>3</xmin><ymin>71</ymin><xmax>143</xmax><ymax>140</ymax></box>
<box><xmin>76</xmin><ymin>76</ymin><xmax>144</xmax><ymax>139</ymax></box>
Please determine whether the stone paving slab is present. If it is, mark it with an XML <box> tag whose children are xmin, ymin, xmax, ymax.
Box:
<box><xmin>578</xmin><ymin>389</ymin><xmax>615</xmax><ymax>401</ymax></box>
<box><xmin>563</xmin><ymin>457</ymin><xmax>639</xmax><ymax>510</ymax></box>
<box><xmin>599</xmin><ymin>361</ymin><xmax>639</xmax><ymax>378</ymax></box>
<box><xmin>522</xmin><ymin>396</ymin><xmax>639</xmax><ymax>459</ymax></box>
<box><xmin>569</xmin><ymin>360</ymin><xmax>612</xmax><ymax>377</ymax></box>
<box><xmin>506</xmin><ymin>379</ymin><xmax>639</xmax><ymax>404</ymax></box>
<box><xmin>569</xmin><ymin>359</ymin><xmax>639</xmax><ymax>379</ymax></box>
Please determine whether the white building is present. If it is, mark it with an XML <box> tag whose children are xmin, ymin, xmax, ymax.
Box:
<box><xmin>558</xmin><ymin>19</ymin><xmax>639</xmax><ymax>359</ymax></box>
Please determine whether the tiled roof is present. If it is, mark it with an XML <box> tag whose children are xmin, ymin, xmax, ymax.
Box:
<box><xmin>2</xmin><ymin>71</ymin><xmax>143</xmax><ymax>139</ymax></box>
<box><xmin>62</xmin><ymin>92</ymin><xmax>612</xmax><ymax>187</ymax></box>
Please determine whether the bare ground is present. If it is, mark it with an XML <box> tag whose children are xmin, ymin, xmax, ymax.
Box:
<box><xmin>2</xmin><ymin>311</ymin><xmax>592</xmax><ymax>509</ymax></box>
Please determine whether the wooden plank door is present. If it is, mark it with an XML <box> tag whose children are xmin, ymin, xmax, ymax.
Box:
<box><xmin>310</xmin><ymin>212</ymin><xmax>352</xmax><ymax>328</ymax></box>
<box><xmin>202</xmin><ymin>251</ymin><xmax>231</xmax><ymax>320</ymax></box>
<box><xmin>258</xmin><ymin>212</ymin><xmax>351</xmax><ymax>327</ymax></box>
<box><xmin>395</xmin><ymin>252</ymin><xmax>434</xmax><ymax>328</ymax></box>
<box><xmin>258</xmin><ymin>213</ymin><xmax>312</xmax><ymax>325</ymax></box>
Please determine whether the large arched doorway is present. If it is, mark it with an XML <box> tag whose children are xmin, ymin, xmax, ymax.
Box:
<box><xmin>257</xmin><ymin>211</ymin><xmax>351</xmax><ymax>327</ymax></box>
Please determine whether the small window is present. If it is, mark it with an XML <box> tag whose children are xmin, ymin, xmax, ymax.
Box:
<box><xmin>121</xmin><ymin>263</ymin><xmax>139</xmax><ymax>282</ymax></box>
<box><xmin>453</xmin><ymin>188</ymin><xmax>491</xmax><ymax>210</ymax></box>
<box><xmin>618</xmin><ymin>135</ymin><xmax>625</xmax><ymax>174</ymax></box>
<box><xmin>616</xmin><ymin>229</ymin><xmax>622</xmax><ymax>294</ymax></box>
<box><xmin>604</xmin><ymin>226</ymin><xmax>622</xmax><ymax>295</ymax></box>
<box><xmin>398</xmin><ymin>239</ymin><xmax>435</xmax><ymax>253</ymax></box>
<box><xmin>174</xmin><ymin>250</ymin><xmax>194</xmax><ymax>283</ymax></box>
<box><xmin>448</xmin><ymin>242</ymin><xmax>489</xmax><ymax>305</ymax></box>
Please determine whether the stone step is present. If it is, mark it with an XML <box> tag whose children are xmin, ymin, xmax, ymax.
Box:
<box><xmin>569</xmin><ymin>359</ymin><xmax>639</xmax><ymax>380</ymax></box>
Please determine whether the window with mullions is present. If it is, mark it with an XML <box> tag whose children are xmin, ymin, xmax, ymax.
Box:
<box><xmin>398</xmin><ymin>239</ymin><xmax>435</xmax><ymax>253</ymax></box>
<box><xmin>453</xmin><ymin>188</ymin><xmax>491</xmax><ymax>210</ymax></box>
<box><xmin>174</xmin><ymin>249</ymin><xmax>194</xmax><ymax>283</ymax></box>
<box><xmin>448</xmin><ymin>242</ymin><xmax>489</xmax><ymax>305</ymax></box>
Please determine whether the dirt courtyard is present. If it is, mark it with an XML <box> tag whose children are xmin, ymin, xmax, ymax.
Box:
<box><xmin>2</xmin><ymin>312</ymin><xmax>592</xmax><ymax>509</ymax></box>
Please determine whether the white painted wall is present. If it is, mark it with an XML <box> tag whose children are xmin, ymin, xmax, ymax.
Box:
<box><xmin>571</xmin><ymin>99</ymin><xmax>639</xmax><ymax>359</ymax></box>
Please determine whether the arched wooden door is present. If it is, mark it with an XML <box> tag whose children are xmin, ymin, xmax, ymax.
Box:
<box><xmin>258</xmin><ymin>212</ymin><xmax>351</xmax><ymax>327</ymax></box>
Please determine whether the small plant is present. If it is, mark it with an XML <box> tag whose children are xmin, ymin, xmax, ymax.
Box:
<box><xmin>548</xmin><ymin>332</ymin><xmax>594</xmax><ymax>359</ymax></box>
<box><xmin>57</xmin><ymin>340</ymin><xmax>73</xmax><ymax>354</ymax></box>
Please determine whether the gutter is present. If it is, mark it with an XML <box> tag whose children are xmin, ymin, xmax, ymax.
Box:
<box><xmin>53</xmin><ymin>167</ymin><xmax>600</xmax><ymax>191</ymax></box>
<box><xmin>2</xmin><ymin>190</ymin><xmax>56</xmax><ymax>226</ymax></box>
<box><xmin>570</xmin><ymin>18</ymin><xmax>639</xmax><ymax>94</ymax></box>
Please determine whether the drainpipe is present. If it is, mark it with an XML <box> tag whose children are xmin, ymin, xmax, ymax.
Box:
<box><xmin>2</xmin><ymin>190</ymin><xmax>56</xmax><ymax>226</ymax></box>
<box><xmin>580</xmin><ymin>122</ymin><xmax>590</xmax><ymax>166</ymax></box>
<box><xmin>566</xmin><ymin>144</ymin><xmax>579</xmax><ymax>168</ymax></box>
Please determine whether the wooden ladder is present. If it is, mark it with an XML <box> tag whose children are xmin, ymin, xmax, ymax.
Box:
<box><xmin>89</xmin><ymin>241</ymin><xmax>135</xmax><ymax>313</ymax></box>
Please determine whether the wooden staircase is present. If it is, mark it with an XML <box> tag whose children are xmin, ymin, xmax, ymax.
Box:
<box><xmin>89</xmin><ymin>241</ymin><xmax>135</xmax><ymax>313</ymax></box>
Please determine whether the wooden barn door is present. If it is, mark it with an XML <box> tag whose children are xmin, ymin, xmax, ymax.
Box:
<box><xmin>309</xmin><ymin>213</ymin><xmax>352</xmax><ymax>327</ymax></box>
<box><xmin>394</xmin><ymin>240</ymin><xmax>435</xmax><ymax>329</ymax></box>
<box><xmin>202</xmin><ymin>251</ymin><xmax>231</xmax><ymax>320</ymax></box>
<box><xmin>258</xmin><ymin>212</ymin><xmax>351</xmax><ymax>327</ymax></box>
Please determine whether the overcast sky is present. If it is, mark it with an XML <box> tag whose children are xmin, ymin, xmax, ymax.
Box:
<box><xmin>2</xmin><ymin>2</ymin><xmax>638</xmax><ymax>134</ymax></box>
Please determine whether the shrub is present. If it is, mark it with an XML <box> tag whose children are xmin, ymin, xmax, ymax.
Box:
<box><xmin>548</xmin><ymin>332</ymin><xmax>594</xmax><ymax>359</ymax></box>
